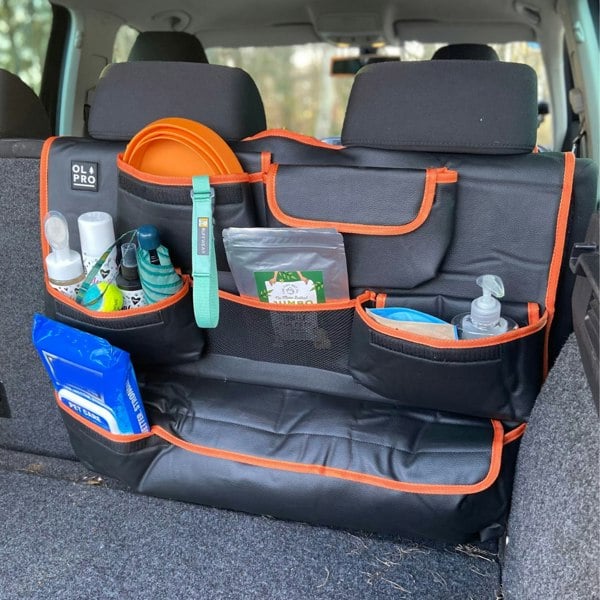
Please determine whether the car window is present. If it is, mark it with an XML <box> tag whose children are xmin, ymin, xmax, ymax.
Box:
<box><xmin>0</xmin><ymin>0</ymin><xmax>53</xmax><ymax>93</ymax></box>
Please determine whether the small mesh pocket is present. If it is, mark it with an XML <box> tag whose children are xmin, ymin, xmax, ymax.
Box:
<box><xmin>207</xmin><ymin>292</ymin><xmax>355</xmax><ymax>372</ymax></box>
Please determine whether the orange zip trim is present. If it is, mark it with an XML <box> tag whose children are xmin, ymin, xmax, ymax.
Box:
<box><xmin>265</xmin><ymin>164</ymin><xmax>457</xmax><ymax>235</ymax></box>
<box><xmin>58</xmin><ymin>399</ymin><xmax>504</xmax><ymax>496</ymax></box>
<box><xmin>243</xmin><ymin>128</ymin><xmax>346</xmax><ymax>150</ymax></box>
<box><xmin>117</xmin><ymin>156</ymin><xmax>257</xmax><ymax>186</ymax></box>
<box><xmin>219</xmin><ymin>289</ymin><xmax>368</xmax><ymax>312</ymax></box>
<box><xmin>542</xmin><ymin>152</ymin><xmax>576</xmax><ymax>376</ymax></box>
<box><xmin>503</xmin><ymin>424</ymin><xmax>527</xmax><ymax>445</ymax></box>
<box><xmin>356</xmin><ymin>295</ymin><xmax>547</xmax><ymax>349</ymax></box>
<box><xmin>46</xmin><ymin>274</ymin><xmax>191</xmax><ymax>320</ymax></box>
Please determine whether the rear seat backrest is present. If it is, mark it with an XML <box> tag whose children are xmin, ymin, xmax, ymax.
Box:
<box><xmin>88</xmin><ymin>61</ymin><xmax>265</xmax><ymax>142</ymax></box>
<box><xmin>0</xmin><ymin>68</ymin><xmax>51</xmax><ymax>140</ymax></box>
<box><xmin>127</xmin><ymin>31</ymin><xmax>209</xmax><ymax>63</ymax></box>
<box><xmin>340</xmin><ymin>60</ymin><xmax>597</xmax><ymax>363</ymax></box>
<box><xmin>431</xmin><ymin>44</ymin><xmax>500</xmax><ymax>60</ymax></box>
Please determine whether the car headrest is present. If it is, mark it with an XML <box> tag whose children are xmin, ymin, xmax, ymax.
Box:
<box><xmin>341</xmin><ymin>61</ymin><xmax>537</xmax><ymax>154</ymax></box>
<box><xmin>0</xmin><ymin>69</ymin><xmax>51</xmax><ymax>139</ymax></box>
<box><xmin>87</xmin><ymin>62</ymin><xmax>266</xmax><ymax>142</ymax></box>
<box><xmin>128</xmin><ymin>31</ymin><xmax>208</xmax><ymax>63</ymax></box>
<box><xmin>431</xmin><ymin>44</ymin><xmax>500</xmax><ymax>61</ymax></box>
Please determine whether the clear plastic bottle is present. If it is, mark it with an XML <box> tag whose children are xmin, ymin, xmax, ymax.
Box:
<box><xmin>451</xmin><ymin>274</ymin><xmax>518</xmax><ymax>340</ymax></box>
<box><xmin>44</xmin><ymin>211</ymin><xmax>85</xmax><ymax>299</ymax></box>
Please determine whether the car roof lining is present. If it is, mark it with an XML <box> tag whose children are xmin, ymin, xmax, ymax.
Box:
<box><xmin>57</xmin><ymin>0</ymin><xmax>551</xmax><ymax>47</ymax></box>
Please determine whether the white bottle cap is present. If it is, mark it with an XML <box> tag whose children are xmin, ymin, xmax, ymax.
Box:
<box><xmin>46</xmin><ymin>250</ymin><xmax>84</xmax><ymax>282</ymax></box>
<box><xmin>78</xmin><ymin>211</ymin><xmax>116</xmax><ymax>257</ymax></box>
<box><xmin>470</xmin><ymin>274</ymin><xmax>504</xmax><ymax>328</ymax></box>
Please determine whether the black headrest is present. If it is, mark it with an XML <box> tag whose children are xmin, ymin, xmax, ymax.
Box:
<box><xmin>341</xmin><ymin>61</ymin><xmax>538</xmax><ymax>154</ymax></box>
<box><xmin>87</xmin><ymin>62</ymin><xmax>266</xmax><ymax>142</ymax></box>
<box><xmin>431</xmin><ymin>44</ymin><xmax>500</xmax><ymax>61</ymax></box>
<box><xmin>128</xmin><ymin>31</ymin><xmax>208</xmax><ymax>63</ymax></box>
<box><xmin>0</xmin><ymin>69</ymin><xmax>51</xmax><ymax>139</ymax></box>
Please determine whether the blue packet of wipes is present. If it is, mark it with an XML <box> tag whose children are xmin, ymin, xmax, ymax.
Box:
<box><xmin>32</xmin><ymin>314</ymin><xmax>150</xmax><ymax>435</ymax></box>
<box><xmin>367</xmin><ymin>307</ymin><xmax>458</xmax><ymax>340</ymax></box>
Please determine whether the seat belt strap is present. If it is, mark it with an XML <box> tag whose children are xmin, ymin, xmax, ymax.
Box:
<box><xmin>191</xmin><ymin>175</ymin><xmax>219</xmax><ymax>328</ymax></box>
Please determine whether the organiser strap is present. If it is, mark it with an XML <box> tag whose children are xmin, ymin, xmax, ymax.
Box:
<box><xmin>191</xmin><ymin>175</ymin><xmax>219</xmax><ymax>328</ymax></box>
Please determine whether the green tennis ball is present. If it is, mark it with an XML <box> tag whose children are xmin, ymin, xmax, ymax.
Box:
<box><xmin>83</xmin><ymin>282</ymin><xmax>123</xmax><ymax>312</ymax></box>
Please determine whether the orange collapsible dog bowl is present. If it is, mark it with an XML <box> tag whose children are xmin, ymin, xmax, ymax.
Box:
<box><xmin>122</xmin><ymin>117</ymin><xmax>243</xmax><ymax>176</ymax></box>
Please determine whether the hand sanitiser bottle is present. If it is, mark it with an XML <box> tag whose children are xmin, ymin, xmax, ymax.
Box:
<box><xmin>44</xmin><ymin>211</ymin><xmax>85</xmax><ymax>299</ymax></box>
<box><xmin>451</xmin><ymin>274</ymin><xmax>518</xmax><ymax>340</ymax></box>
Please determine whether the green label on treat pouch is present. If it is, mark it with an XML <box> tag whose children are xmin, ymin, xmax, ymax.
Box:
<box><xmin>254</xmin><ymin>271</ymin><xmax>326</xmax><ymax>304</ymax></box>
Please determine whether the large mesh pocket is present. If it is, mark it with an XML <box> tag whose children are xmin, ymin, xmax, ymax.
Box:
<box><xmin>207</xmin><ymin>292</ymin><xmax>355</xmax><ymax>372</ymax></box>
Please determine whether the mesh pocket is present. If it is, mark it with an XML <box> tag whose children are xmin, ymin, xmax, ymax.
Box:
<box><xmin>207</xmin><ymin>293</ymin><xmax>355</xmax><ymax>372</ymax></box>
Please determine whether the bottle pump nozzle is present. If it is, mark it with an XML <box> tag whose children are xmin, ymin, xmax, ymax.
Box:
<box><xmin>470</xmin><ymin>274</ymin><xmax>505</xmax><ymax>328</ymax></box>
<box><xmin>44</xmin><ymin>211</ymin><xmax>71</xmax><ymax>261</ymax></box>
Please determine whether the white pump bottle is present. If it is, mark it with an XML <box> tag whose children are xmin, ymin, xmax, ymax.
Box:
<box><xmin>452</xmin><ymin>275</ymin><xmax>518</xmax><ymax>340</ymax></box>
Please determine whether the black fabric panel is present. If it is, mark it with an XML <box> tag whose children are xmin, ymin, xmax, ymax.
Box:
<box><xmin>0</xmin><ymin>69</ymin><xmax>51</xmax><ymax>139</ymax></box>
<box><xmin>62</xmin><ymin>375</ymin><xmax>515</xmax><ymax>541</ymax></box>
<box><xmin>349</xmin><ymin>309</ymin><xmax>545</xmax><ymax>421</ymax></box>
<box><xmin>45</xmin><ymin>282</ymin><xmax>205</xmax><ymax>367</ymax></box>
<box><xmin>0</xmin><ymin>139</ymin><xmax>45</xmax><ymax>158</ymax></box>
<box><xmin>117</xmin><ymin>171</ymin><xmax>258</xmax><ymax>273</ymax></box>
<box><xmin>341</xmin><ymin>61</ymin><xmax>537</xmax><ymax>154</ymax></box>
<box><xmin>127</xmin><ymin>31</ymin><xmax>208</xmax><ymax>63</ymax></box>
<box><xmin>88</xmin><ymin>62</ymin><xmax>266</xmax><ymax>142</ymax></box>
<box><xmin>46</xmin><ymin>138</ymin><xmax>126</xmax><ymax>251</ymax></box>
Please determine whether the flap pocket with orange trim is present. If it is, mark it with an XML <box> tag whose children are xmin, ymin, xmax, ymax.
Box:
<box><xmin>349</xmin><ymin>295</ymin><xmax>547</xmax><ymax>421</ymax></box>
<box><xmin>58</xmin><ymin>375</ymin><xmax>521</xmax><ymax>541</ymax></box>
<box><xmin>265</xmin><ymin>164</ymin><xmax>458</xmax><ymax>289</ymax></box>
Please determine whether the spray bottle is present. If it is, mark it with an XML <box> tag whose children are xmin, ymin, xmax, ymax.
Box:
<box><xmin>44</xmin><ymin>211</ymin><xmax>85</xmax><ymax>299</ymax></box>
<box><xmin>116</xmin><ymin>242</ymin><xmax>146</xmax><ymax>310</ymax></box>
<box><xmin>451</xmin><ymin>274</ymin><xmax>518</xmax><ymax>340</ymax></box>
<box><xmin>77</xmin><ymin>211</ymin><xmax>119</xmax><ymax>283</ymax></box>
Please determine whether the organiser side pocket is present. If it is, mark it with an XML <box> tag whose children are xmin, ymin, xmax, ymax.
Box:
<box><xmin>349</xmin><ymin>301</ymin><xmax>547</xmax><ymax>421</ymax></box>
<box><xmin>45</xmin><ymin>276</ymin><xmax>205</xmax><ymax>366</ymax></box>
<box><xmin>117</xmin><ymin>170</ymin><xmax>258</xmax><ymax>274</ymax></box>
<box><xmin>206</xmin><ymin>291</ymin><xmax>356</xmax><ymax>373</ymax></box>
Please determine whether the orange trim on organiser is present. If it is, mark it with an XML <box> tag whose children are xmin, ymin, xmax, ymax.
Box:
<box><xmin>219</xmin><ymin>289</ymin><xmax>366</xmax><ymax>312</ymax></box>
<box><xmin>117</xmin><ymin>156</ymin><xmax>254</xmax><ymax>187</ymax></box>
<box><xmin>260</xmin><ymin>151</ymin><xmax>272</xmax><ymax>174</ymax></box>
<box><xmin>243</xmin><ymin>128</ymin><xmax>346</xmax><ymax>150</ymax></box>
<box><xmin>45</xmin><ymin>273</ymin><xmax>191</xmax><ymax>320</ymax></box>
<box><xmin>265</xmin><ymin>164</ymin><xmax>457</xmax><ymax>235</ymax></box>
<box><xmin>528</xmin><ymin>302</ymin><xmax>541</xmax><ymax>325</ymax></box>
<box><xmin>375</xmin><ymin>293</ymin><xmax>387</xmax><ymax>309</ymax></box>
<box><xmin>356</xmin><ymin>297</ymin><xmax>548</xmax><ymax>350</ymax></box>
<box><xmin>542</xmin><ymin>152</ymin><xmax>576</xmax><ymax>376</ymax></box>
<box><xmin>503</xmin><ymin>423</ymin><xmax>527</xmax><ymax>445</ymax></box>
<box><xmin>56</xmin><ymin>395</ymin><xmax>152</xmax><ymax>443</ymax></box>
<box><xmin>39</xmin><ymin>136</ymin><xmax>59</xmax><ymax>259</ymax></box>
<box><xmin>58</xmin><ymin>394</ymin><xmax>505</xmax><ymax>495</ymax></box>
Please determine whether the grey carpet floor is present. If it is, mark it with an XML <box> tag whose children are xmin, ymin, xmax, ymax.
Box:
<box><xmin>0</xmin><ymin>449</ymin><xmax>502</xmax><ymax>600</ymax></box>
<box><xmin>502</xmin><ymin>334</ymin><xmax>599</xmax><ymax>600</ymax></box>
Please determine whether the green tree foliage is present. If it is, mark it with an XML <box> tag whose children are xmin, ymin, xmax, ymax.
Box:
<box><xmin>0</xmin><ymin>0</ymin><xmax>52</xmax><ymax>92</ymax></box>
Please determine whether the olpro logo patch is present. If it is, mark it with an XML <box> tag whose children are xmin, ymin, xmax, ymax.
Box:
<box><xmin>71</xmin><ymin>160</ymin><xmax>99</xmax><ymax>191</ymax></box>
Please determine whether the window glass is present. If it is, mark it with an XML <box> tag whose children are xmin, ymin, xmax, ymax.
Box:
<box><xmin>207</xmin><ymin>41</ymin><xmax>553</xmax><ymax>147</ymax></box>
<box><xmin>0</xmin><ymin>0</ymin><xmax>53</xmax><ymax>93</ymax></box>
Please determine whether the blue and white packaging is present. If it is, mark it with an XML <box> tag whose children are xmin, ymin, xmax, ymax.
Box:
<box><xmin>32</xmin><ymin>314</ymin><xmax>150</xmax><ymax>435</ymax></box>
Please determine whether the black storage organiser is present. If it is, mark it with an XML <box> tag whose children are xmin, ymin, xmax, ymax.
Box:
<box><xmin>39</xmin><ymin>136</ymin><xmax>575</xmax><ymax>543</ymax></box>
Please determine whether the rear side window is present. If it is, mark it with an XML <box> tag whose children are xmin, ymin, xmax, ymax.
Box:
<box><xmin>0</xmin><ymin>0</ymin><xmax>53</xmax><ymax>93</ymax></box>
